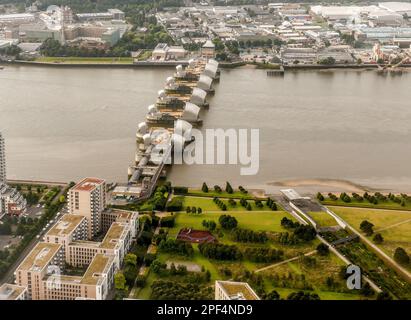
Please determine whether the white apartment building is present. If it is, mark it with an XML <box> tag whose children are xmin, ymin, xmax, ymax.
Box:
<box><xmin>68</xmin><ymin>177</ymin><xmax>107</xmax><ymax>239</ymax></box>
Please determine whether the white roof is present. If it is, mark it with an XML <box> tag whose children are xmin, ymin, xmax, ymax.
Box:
<box><xmin>280</xmin><ymin>189</ymin><xmax>303</xmax><ymax>201</ymax></box>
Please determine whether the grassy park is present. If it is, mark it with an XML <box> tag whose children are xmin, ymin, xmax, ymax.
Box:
<box><xmin>308</xmin><ymin>211</ymin><xmax>339</xmax><ymax>227</ymax></box>
<box><xmin>329</xmin><ymin>206</ymin><xmax>411</xmax><ymax>266</ymax></box>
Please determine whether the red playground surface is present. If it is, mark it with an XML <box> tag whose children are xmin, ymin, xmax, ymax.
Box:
<box><xmin>176</xmin><ymin>228</ymin><xmax>217</xmax><ymax>244</ymax></box>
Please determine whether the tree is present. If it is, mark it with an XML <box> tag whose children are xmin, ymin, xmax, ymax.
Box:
<box><xmin>318</xmin><ymin>56</ymin><xmax>336</xmax><ymax>65</ymax></box>
<box><xmin>287</xmin><ymin>291</ymin><xmax>320</xmax><ymax>300</ymax></box>
<box><xmin>114</xmin><ymin>272</ymin><xmax>127</xmax><ymax>291</ymax></box>
<box><xmin>359</xmin><ymin>282</ymin><xmax>374</xmax><ymax>297</ymax></box>
<box><xmin>225</xmin><ymin>182</ymin><xmax>233</xmax><ymax>194</ymax></box>
<box><xmin>373</xmin><ymin>233</ymin><xmax>384</xmax><ymax>244</ymax></box>
<box><xmin>316</xmin><ymin>243</ymin><xmax>330</xmax><ymax>256</ymax></box>
<box><xmin>376</xmin><ymin>291</ymin><xmax>392</xmax><ymax>300</ymax></box>
<box><xmin>202</xmin><ymin>182</ymin><xmax>209</xmax><ymax>193</ymax></box>
<box><xmin>218</xmin><ymin>215</ymin><xmax>238</xmax><ymax>230</ymax></box>
<box><xmin>265</xmin><ymin>290</ymin><xmax>280</xmax><ymax>300</ymax></box>
<box><xmin>360</xmin><ymin>220</ymin><xmax>374</xmax><ymax>236</ymax></box>
<box><xmin>393</xmin><ymin>247</ymin><xmax>410</xmax><ymax>265</ymax></box>
<box><xmin>124</xmin><ymin>253</ymin><xmax>137</xmax><ymax>267</ymax></box>
<box><xmin>316</xmin><ymin>192</ymin><xmax>324</xmax><ymax>201</ymax></box>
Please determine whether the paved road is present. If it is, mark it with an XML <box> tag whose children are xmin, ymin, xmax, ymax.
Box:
<box><xmin>255</xmin><ymin>250</ymin><xmax>317</xmax><ymax>273</ymax></box>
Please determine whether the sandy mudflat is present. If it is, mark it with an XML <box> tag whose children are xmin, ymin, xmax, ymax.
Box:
<box><xmin>269</xmin><ymin>179</ymin><xmax>368</xmax><ymax>193</ymax></box>
<box><xmin>243</xmin><ymin>178</ymin><xmax>377</xmax><ymax>197</ymax></box>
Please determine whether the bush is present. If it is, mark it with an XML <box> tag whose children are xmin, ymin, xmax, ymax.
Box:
<box><xmin>316</xmin><ymin>243</ymin><xmax>330</xmax><ymax>256</ymax></box>
<box><xmin>160</xmin><ymin>216</ymin><xmax>175</xmax><ymax>228</ymax></box>
<box><xmin>214</xmin><ymin>185</ymin><xmax>222</xmax><ymax>193</ymax></box>
<box><xmin>166</xmin><ymin>196</ymin><xmax>184</xmax><ymax>212</ymax></box>
<box><xmin>394</xmin><ymin>247</ymin><xmax>410</xmax><ymax>265</ymax></box>
<box><xmin>225</xmin><ymin>182</ymin><xmax>233</xmax><ymax>194</ymax></box>
<box><xmin>243</xmin><ymin>247</ymin><xmax>283</xmax><ymax>263</ymax></box>
<box><xmin>219</xmin><ymin>215</ymin><xmax>238</xmax><ymax>229</ymax></box>
<box><xmin>232</xmin><ymin>228</ymin><xmax>267</xmax><ymax>243</ymax></box>
<box><xmin>360</xmin><ymin>220</ymin><xmax>374</xmax><ymax>236</ymax></box>
<box><xmin>173</xmin><ymin>186</ymin><xmax>188</xmax><ymax>194</ymax></box>
<box><xmin>199</xmin><ymin>243</ymin><xmax>242</xmax><ymax>260</ymax></box>
<box><xmin>373</xmin><ymin>233</ymin><xmax>383</xmax><ymax>244</ymax></box>
<box><xmin>158</xmin><ymin>239</ymin><xmax>194</xmax><ymax>257</ymax></box>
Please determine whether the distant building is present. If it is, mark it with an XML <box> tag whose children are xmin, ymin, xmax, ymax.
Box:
<box><xmin>0</xmin><ymin>132</ymin><xmax>5</xmax><ymax>183</ymax></box>
<box><xmin>0</xmin><ymin>182</ymin><xmax>27</xmax><ymax>216</ymax></box>
<box><xmin>0</xmin><ymin>133</ymin><xmax>27</xmax><ymax>216</ymax></box>
<box><xmin>151</xmin><ymin>43</ymin><xmax>187</xmax><ymax>61</ymax></box>
<box><xmin>215</xmin><ymin>281</ymin><xmax>260</xmax><ymax>300</ymax></box>
<box><xmin>0</xmin><ymin>13</ymin><xmax>35</xmax><ymax>26</ymax></box>
<box><xmin>201</xmin><ymin>40</ymin><xmax>215</xmax><ymax>59</ymax></box>
<box><xmin>76</xmin><ymin>9</ymin><xmax>125</xmax><ymax>22</ymax></box>
<box><xmin>68</xmin><ymin>177</ymin><xmax>107</xmax><ymax>239</ymax></box>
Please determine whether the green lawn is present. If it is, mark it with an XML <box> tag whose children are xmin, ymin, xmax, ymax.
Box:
<box><xmin>35</xmin><ymin>56</ymin><xmax>133</xmax><ymax>64</ymax></box>
<box><xmin>309</xmin><ymin>211</ymin><xmax>339</xmax><ymax>227</ymax></box>
<box><xmin>261</xmin><ymin>254</ymin><xmax>363</xmax><ymax>300</ymax></box>
<box><xmin>182</xmin><ymin>196</ymin><xmax>276</xmax><ymax>212</ymax></box>
<box><xmin>329</xmin><ymin>206</ymin><xmax>411</xmax><ymax>271</ymax></box>
<box><xmin>328</xmin><ymin>206</ymin><xmax>411</xmax><ymax>231</ymax></box>
<box><xmin>168</xmin><ymin>210</ymin><xmax>295</xmax><ymax>238</ymax></box>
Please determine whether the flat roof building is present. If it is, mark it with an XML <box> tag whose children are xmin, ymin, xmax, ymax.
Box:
<box><xmin>68</xmin><ymin>177</ymin><xmax>107</xmax><ymax>239</ymax></box>
<box><xmin>215</xmin><ymin>281</ymin><xmax>260</xmax><ymax>300</ymax></box>
<box><xmin>0</xmin><ymin>284</ymin><xmax>28</xmax><ymax>300</ymax></box>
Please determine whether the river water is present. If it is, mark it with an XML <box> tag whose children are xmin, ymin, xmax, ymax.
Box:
<box><xmin>1</xmin><ymin>65</ymin><xmax>411</xmax><ymax>192</ymax></box>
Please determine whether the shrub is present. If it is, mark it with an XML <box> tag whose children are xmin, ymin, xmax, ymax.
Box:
<box><xmin>166</xmin><ymin>196</ymin><xmax>184</xmax><ymax>212</ymax></box>
<box><xmin>173</xmin><ymin>186</ymin><xmax>188</xmax><ymax>194</ymax></box>
<box><xmin>219</xmin><ymin>215</ymin><xmax>238</xmax><ymax>229</ymax></box>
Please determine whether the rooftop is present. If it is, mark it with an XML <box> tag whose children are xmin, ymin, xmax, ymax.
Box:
<box><xmin>46</xmin><ymin>214</ymin><xmax>85</xmax><ymax>237</ymax></box>
<box><xmin>0</xmin><ymin>284</ymin><xmax>27</xmax><ymax>300</ymax></box>
<box><xmin>71</xmin><ymin>177</ymin><xmax>105</xmax><ymax>192</ymax></box>
<box><xmin>216</xmin><ymin>281</ymin><xmax>260</xmax><ymax>300</ymax></box>
<box><xmin>100</xmin><ymin>222</ymin><xmax>127</xmax><ymax>249</ymax></box>
<box><xmin>17</xmin><ymin>242</ymin><xmax>61</xmax><ymax>272</ymax></box>
<box><xmin>81</xmin><ymin>254</ymin><xmax>113</xmax><ymax>285</ymax></box>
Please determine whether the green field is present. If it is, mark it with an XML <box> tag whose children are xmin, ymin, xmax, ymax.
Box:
<box><xmin>168</xmin><ymin>210</ymin><xmax>295</xmax><ymax>238</ymax></box>
<box><xmin>329</xmin><ymin>206</ymin><xmax>411</xmax><ymax>270</ymax></box>
<box><xmin>135</xmin><ymin>208</ymin><xmax>321</xmax><ymax>300</ymax></box>
<box><xmin>309</xmin><ymin>211</ymin><xmax>339</xmax><ymax>227</ymax></box>
<box><xmin>261</xmin><ymin>254</ymin><xmax>363</xmax><ymax>300</ymax></box>
<box><xmin>35</xmin><ymin>56</ymin><xmax>133</xmax><ymax>64</ymax></box>
<box><xmin>182</xmin><ymin>196</ymin><xmax>276</xmax><ymax>212</ymax></box>
<box><xmin>329</xmin><ymin>206</ymin><xmax>411</xmax><ymax>231</ymax></box>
